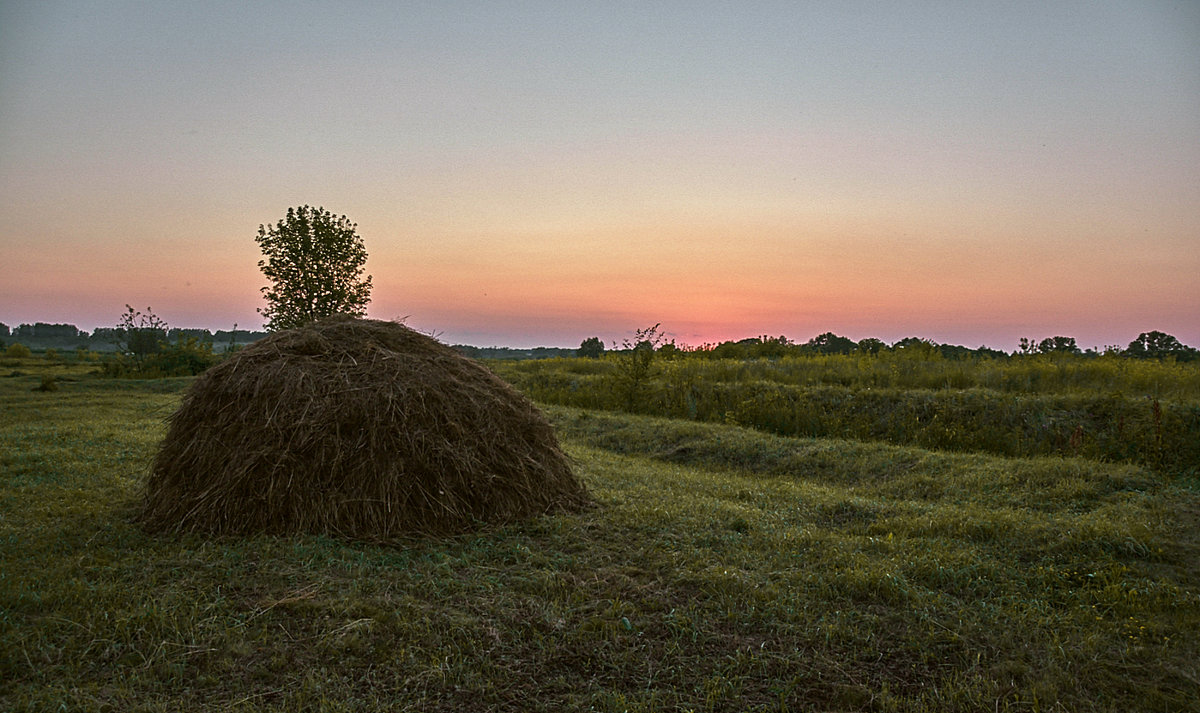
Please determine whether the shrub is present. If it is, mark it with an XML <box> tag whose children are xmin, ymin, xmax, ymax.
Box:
<box><xmin>5</xmin><ymin>343</ymin><xmax>32</xmax><ymax>359</ymax></box>
<box><xmin>101</xmin><ymin>337</ymin><xmax>220</xmax><ymax>378</ymax></box>
<box><xmin>139</xmin><ymin>337</ymin><xmax>220</xmax><ymax>377</ymax></box>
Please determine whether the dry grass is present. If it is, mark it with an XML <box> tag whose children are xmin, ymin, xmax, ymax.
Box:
<box><xmin>140</xmin><ymin>316</ymin><xmax>591</xmax><ymax>538</ymax></box>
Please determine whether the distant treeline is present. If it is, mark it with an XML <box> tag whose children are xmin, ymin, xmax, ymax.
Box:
<box><xmin>576</xmin><ymin>331</ymin><xmax>1200</xmax><ymax>362</ymax></box>
<box><xmin>0</xmin><ymin>321</ymin><xmax>574</xmax><ymax>359</ymax></box>
<box><xmin>3</xmin><ymin>320</ymin><xmax>1195</xmax><ymax>363</ymax></box>
<box><xmin>0</xmin><ymin>322</ymin><xmax>268</xmax><ymax>352</ymax></box>
<box><xmin>450</xmin><ymin>345</ymin><xmax>577</xmax><ymax>360</ymax></box>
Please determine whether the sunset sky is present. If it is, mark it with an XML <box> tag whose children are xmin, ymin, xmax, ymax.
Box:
<box><xmin>1</xmin><ymin>1</ymin><xmax>1197</xmax><ymax>349</ymax></box>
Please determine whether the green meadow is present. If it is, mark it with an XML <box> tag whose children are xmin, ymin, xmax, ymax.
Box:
<box><xmin>2</xmin><ymin>355</ymin><xmax>1198</xmax><ymax>712</ymax></box>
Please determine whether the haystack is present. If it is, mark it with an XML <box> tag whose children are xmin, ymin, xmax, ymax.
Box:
<box><xmin>140</xmin><ymin>316</ymin><xmax>590</xmax><ymax>538</ymax></box>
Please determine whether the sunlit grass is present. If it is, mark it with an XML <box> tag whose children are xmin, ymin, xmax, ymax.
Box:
<box><xmin>2</xmin><ymin>373</ymin><xmax>1197</xmax><ymax>711</ymax></box>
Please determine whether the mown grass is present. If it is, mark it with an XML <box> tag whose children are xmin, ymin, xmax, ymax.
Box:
<box><xmin>2</xmin><ymin>369</ymin><xmax>1198</xmax><ymax>711</ymax></box>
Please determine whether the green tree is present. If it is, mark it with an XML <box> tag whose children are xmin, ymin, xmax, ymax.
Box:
<box><xmin>709</xmin><ymin>340</ymin><xmax>748</xmax><ymax>359</ymax></box>
<box><xmin>892</xmin><ymin>337</ymin><xmax>941</xmax><ymax>360</ymax></box>
<box><xmin>577</xmin><ymin>336</ymin><xmax>605</xmax><ymax>358</ymax></box>
<box><xmin>1126</xmin><ymin>331</ymin><xmax>1198</xmax><ymax>361</ymax></box>
<box><xmin>657</xmin><ymin>340</ymin><xmax>682</xmax><ymax>359</ymax></box>
<box><xmin>1037</xmin><ymin>336</ymin><xmax>1081</xmax><ymax>355</ymax></box>
<box><xmin>806</xmin><ymin>332</ymin><xmax>856</xmax><ymax>355</ymax></box>
<box><xmin>857</xmin><ymin>338</ymin><xmax>887</xmax><ymax>355</ymax></box>
<box><xmin>749</xmin><ymin>335</ymin><xmax>791</xmax><ymax>359</ymax></box>
<box><xmin>256</xmin><ymin>205</ymin><xmax>372</xmax><ymax>331</ymax></box>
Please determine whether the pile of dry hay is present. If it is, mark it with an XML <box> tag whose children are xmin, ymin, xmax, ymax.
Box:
<box><xmin>140</xmin><ymin>316</ymin><xmax>591</xmax><ymax>538</ymax></box>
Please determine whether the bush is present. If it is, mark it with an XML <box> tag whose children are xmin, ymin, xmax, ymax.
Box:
<box><xmin>101</xmin><ymin>337</ymin><xmax>221</xmax><ymax>378</ymax></box>
<box><xmin>32</xmin><ymin>374</ymin><xmax>58</xmax><ymax>392</ymax></box>
<box><xmin>5</xmin><ymin>343</ymin><xmax>32</xmax><ymax>359</ymax></box>
<box><xmin>141</xmin><ymin>337</ymin><xmax>220</xmax><ymax>376</ymax></box>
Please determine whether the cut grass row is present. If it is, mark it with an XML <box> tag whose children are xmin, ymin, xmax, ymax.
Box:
<box><xmin>2</xmin><ymin>374</ymin><xmax>1198</xmax><ymax>711</ymax></box>
<box><xmin>494</xmin><ymin>362</ymin><xmax>1200</xmax><ymax>477</ymax></box>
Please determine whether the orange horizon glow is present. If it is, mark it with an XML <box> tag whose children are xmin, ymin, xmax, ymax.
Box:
<box><xmin>5</xmin><ymin>209</ymin><xmax>1195</xmax><ymax>351</ymax></box>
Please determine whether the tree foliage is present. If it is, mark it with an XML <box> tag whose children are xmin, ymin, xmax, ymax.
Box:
<box><xmin>255</xmin><ymin>206</ymin><xmax>372</xmax><ymax>331</ymax></box>
<box><xmin>577</xmin><ymin>337</ymin><xmax>605</xmax><ymax>359</ymax></box>
<box><xmin>857</xmin><ymin>338</ymin><xmax>887</xmax><ymax>355</ymax></box>
<box><xmin>1037</xmin><ymin>336</ymin><xmax>1081</xmax><ymax>355</ymax></box>
<box><xmin>1126</xmin><ymin>331</ymin><xmax>1197</xmax><ymax>361</ymax></box>
<box><xmin>806</xmin><ymin>332</ymin><xmax>856</xmax><ymax>355</ymax></box>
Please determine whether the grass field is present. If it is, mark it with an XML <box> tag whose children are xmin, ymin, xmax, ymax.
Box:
<box><xmin>491</xmin><ymin>354</ymin><xmax>1200</xmax><ymax>477</ymax></box>
<box><xmin>2</xmin><ymin>359</ymin><xmax>1198</xmax><ymax>711</ymax></box>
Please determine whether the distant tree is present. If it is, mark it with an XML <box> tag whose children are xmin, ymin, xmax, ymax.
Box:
<box><xmin>973</xmin><ymin>345</ymin><xmax>1009</xmax><ymax>359</ymax></box>
<box><xmin>806</xmin><ymin>332</ymin><xmax>856</xmax><ymax>355</ymax></box>
<box><xmin>0</xmin><ymin>322</ymin><xmax>9</xmax><ymax>338</ymax></box>
<box><xmin>577</xmin><ymin>336</ymin><xmax>605</xmax><ymax>359</ymax></box>
<box><xmin>658</xmin><ymin>340</ymin><xmax>682</xmax><ymax>359</ymax></box>
<box><xmin>1126</xmin><ymin>331</ymin><xmax>1196</xmax><ymax>361</ymax></box>
<box><xmin>13</xmin><ymin>323</ymin><xmax>81</xmax><ymax>340</ymax></box>
<box><xmin>937</xmin><ymin>343</ymin><xmax>975</xmax><ymax>360</ymax></box>
<box><xmin>114</xmin><ymin>305</ymin><xmax>169</xmax><ymax>361</ymax></box>
<box><xmin>893</xmin><ymin>337</ymin><xmax>937</xmax><ymax>351</ymax></box>
<box><xmin>857</xmin><ymin>338</ymin><xmax>887</xmax><ymax>355</ymax></box>
<box><xmin>709</xmin><ymin>340</ymin><xmax>748</xmax><ymax>360</ymax></box>
<box><xmin>167</xmin><ymin>328</ymin><xmax>214</xmax><ymax>343</ymax></box>
<box><xmin>256</xmin><ymin>205</ymin><xmax>372</xmax><ymax>331</ymax></box>
<box><xmin>1037</xmin><ymin>336</ymin><xmax>1081</xmax><ymax>355</ymax></box>
<box><xmin>749</xmin><ymin>335</ymin><xmax>791</xmax><ymax>359</ymax></box>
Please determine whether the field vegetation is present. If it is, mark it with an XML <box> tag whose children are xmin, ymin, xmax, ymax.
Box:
<box><xmin>491</xmin><ymin>350</ymin><xmax>1200</xmax><ymax>478</ymax></box>
<box><xmin>2</xmin><ymin>347</ymin><xmax>1198</xmax><ymax>711</ymax></box>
